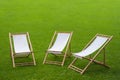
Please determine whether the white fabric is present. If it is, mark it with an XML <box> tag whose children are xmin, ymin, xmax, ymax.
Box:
<box><xmin>74</xmin><ymin>36</ymin><xmax>108</xmax><ymax>58</ymax></box>
<box><xmin>48</xmin><ymin>33</ymin><xmax>70</xmax><ymax>54</ymax></box>
<box><xmin>13</xmin><ymin>35</ymin><xmax>30</xmax><ymax>53</ymax></box>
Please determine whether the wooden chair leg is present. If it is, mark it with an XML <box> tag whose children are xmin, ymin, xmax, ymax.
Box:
<box><xmin>11</xmin><ymin>55</ymin><xmax>15</xmax><ymax>68</ymax></box>
<box><xmin>103</xmin><ymin>48</ymin><xmax>106</xmax><ymax>64</ymax></box>
<box><xmin>31</xmin><ymin>52</ymin><xmax>36</xmax><ymax>65</ymax></box>
<box><xmin>61</xmin><ymin>53</ymin><xmax>67</xmax><ymax>66</ymax></box>
<box><xmin>43</xmin><ymin>52</ymin><xmax>49</xmax><ymax>64</ymax></box>
<box><xmin>81</xmin><ymin>59</ymin><xmax>94</xmax><ymax>74</ymax></box>
<box><xmin>68</xmin><ymin>57</ymin><xmax>78</xmax><ymax>68</ymax></box>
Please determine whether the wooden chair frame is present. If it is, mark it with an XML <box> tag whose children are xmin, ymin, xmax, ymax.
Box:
<box><xmin>43</xmin><ymin>31</ymin><xmax>73</xmax><ymax>66</ymax></box>
<box><xmin>68</xmin><ymin>34</ymin><xmax>113</xmax><ymax>74</ymax></box>
<box><xmin>9</xmin><ymin>32</ymin><xmax>36</xmax><ymax>68</ymax></box>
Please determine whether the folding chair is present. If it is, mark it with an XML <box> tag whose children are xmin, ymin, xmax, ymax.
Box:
<box><xmin>43</xmin><ymin>31</ymin><xmax>73</xmax><ymax>66</ymax></box>
<box><xmin>9</xmin><ymin>32</ymin><xmax>36</xmax><ymax>68</ymax></box>
<box><xmin>68</xmin><ymin>34</ymin><xmax>113</xmax><ymax>74</ymax></box>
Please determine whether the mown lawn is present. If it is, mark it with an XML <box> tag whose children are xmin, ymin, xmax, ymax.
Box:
<box><xmin>0</xmin><ymin>0</ymin><xmax>120</xmax><ymax>80</ymax></box>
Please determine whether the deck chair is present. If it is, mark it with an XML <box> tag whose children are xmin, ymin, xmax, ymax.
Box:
<box><xmin>68</xmin><ymin>34</ymin><xmax>113</xmax><ymax>74</ymax></box>
<box><xmin>43</xmin><ymin>31</ymin><xmax>73</xmax><ymax>66</ymax></box>
<box><xmin>9</xmin><ymin>32</ymin><xmax>36</xmax><ymax>68</ymax></box>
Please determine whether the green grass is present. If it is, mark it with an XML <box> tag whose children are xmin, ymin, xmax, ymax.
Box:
<box><xmin>0</xmin><ymin>0</ymin><xmax>120</xmax><ymax>80</ymax></box>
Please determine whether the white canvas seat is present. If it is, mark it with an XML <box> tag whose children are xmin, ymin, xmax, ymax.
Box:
<box><xmin>68</xmin><ymin>34</ymin><xmax>113</xmax><ymax>74</ymax></box>
<box><xmin>13</xmin><ymin>35</ymin><xmax>31</xmax><ymax>57</ymax></box>
<box><xmin>48</xmin><ymin>33</ymin><xmax>71</xmax><ymax>54</ymax></box>
<box><xmin>9</xmin><ymin>32</ymin><xmax>36</xmax><ymax>68</ymax></box>
<box><xmin>43</xmin><ymin>31</ymin><xmax>73</xmax><ymax>66</ymax></box>
<box><xmin>74</xmin><ymin>36</ymin><xmax>108</xmax><ymax>58</ymax></box>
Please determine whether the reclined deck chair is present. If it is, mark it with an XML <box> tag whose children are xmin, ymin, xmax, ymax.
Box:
<box><xmin>43</xmin><ymin>31</ymin><xmax>73</xmax><ymax>66</ymax></box>
<box><xmin>9</xmin><ymin>32</ymin><xmax>36</xmax><ymax>68</ymax></box>
<box><xmin>68</xmin><ymin>34</ymin><xmax>113</xmax><ymax>74</ymax></box>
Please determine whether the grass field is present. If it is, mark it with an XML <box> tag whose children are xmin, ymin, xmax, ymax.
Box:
<box><xmin>0</xmin><ymin>0</ymin><xmax>120</xmax><ymax>80</ymax></box>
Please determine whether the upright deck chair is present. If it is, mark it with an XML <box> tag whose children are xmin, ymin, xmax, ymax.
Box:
<box><xmin>68</xmin><ymin>34</ymin><xmax>113</xmax><ymax>74</ymax></box>
<box><xmin>9</xmin><ymin>32</ymin><xmax>36</xmax><ymax>68</ymax></box>
<box><xmin>43</xmin><ymin>31</ymin><xmax>73</xmax><ymax>66</ymax></box>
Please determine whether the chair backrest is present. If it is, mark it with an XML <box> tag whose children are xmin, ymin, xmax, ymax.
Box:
<box><xmin>12</xmin><ymin>34</ymin><xmax>31</xmax><ymax>53</ymax></box>
<box><xmin>75</xmin><ymin>35</ymin><xmax>110</xmax><ymax>57</ymax></box>
<box><xmin>48</xmin><ymin>33</ymin><xmax>71</xmax><ymax>52</ymax></box>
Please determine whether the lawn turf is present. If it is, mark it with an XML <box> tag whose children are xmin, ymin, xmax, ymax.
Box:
<box><xmin>0</xmin><ymin>0</ymin><xmax>120</xmax><ymax>80</ymax></box>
